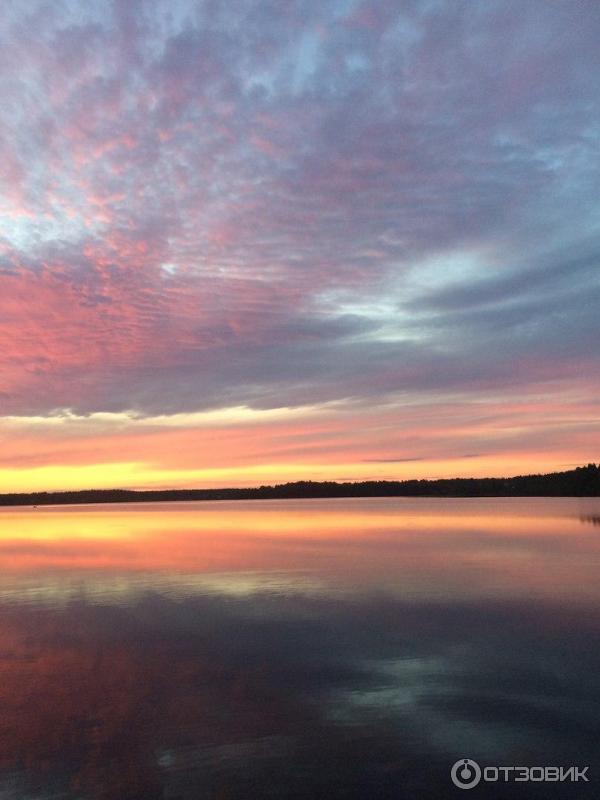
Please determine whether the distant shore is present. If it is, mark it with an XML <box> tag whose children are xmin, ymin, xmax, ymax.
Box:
<box><xmin>0</xmin><ymin>464</ymin><xmax>598</xmax><ymax>507</ymax></box>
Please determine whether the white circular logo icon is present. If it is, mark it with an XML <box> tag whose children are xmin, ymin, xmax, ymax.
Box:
<box><xmin>451</xmin><ymin>759</ymin><xmax>482</xmax><ymax>789</ymax></box>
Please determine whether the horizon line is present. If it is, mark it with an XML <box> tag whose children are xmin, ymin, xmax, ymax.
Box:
<box><xmin>0</xmin><ymin>463</ymin><xmax>597</xmax><ymax>503</ymax></box>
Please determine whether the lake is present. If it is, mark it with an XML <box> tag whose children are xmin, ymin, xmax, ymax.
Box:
<box><xmin>0</xmin><ymin>497</ymin><xmax>599</xmax><ymax>799</ymax></box>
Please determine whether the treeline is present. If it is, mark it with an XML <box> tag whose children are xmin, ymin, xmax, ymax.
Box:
<box><xmin>0</xmin><ymin>464</ymin><xmax>598</xmax><ymax>507</ymax></box>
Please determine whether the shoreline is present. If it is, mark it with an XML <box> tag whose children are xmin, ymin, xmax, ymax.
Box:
<box><xmin>0</xmin><ymin>464</ymin><xmax>598</xmax><ymax>507</ymax></box>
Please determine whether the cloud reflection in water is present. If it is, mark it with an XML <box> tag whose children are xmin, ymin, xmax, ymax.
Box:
<box><xmin>0</xmin><ymin>498</ymin><xmax>599</xmax><ymax>799</ymax></box>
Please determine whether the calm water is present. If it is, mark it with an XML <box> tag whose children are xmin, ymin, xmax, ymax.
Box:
<box><xmin>0</xmin><ymin>497</ymin><xmax>599</xmax><ymax>799</ymax></box>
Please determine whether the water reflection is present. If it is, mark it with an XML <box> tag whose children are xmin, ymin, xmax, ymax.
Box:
<box><xmin>581</xmin><ymin>514</ymin><xmax>600</xmax><ymax>527</ymax></box>
<box><xmin>0</xmin><ymin>498</ymin><xmax>599</xmax><ymax>798</ymax></box>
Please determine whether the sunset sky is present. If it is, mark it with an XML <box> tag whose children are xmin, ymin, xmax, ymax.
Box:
<box><xmin>0</xmin><ymin>0</ymin><xmax>598</xmax><ymax>492</ymax></box>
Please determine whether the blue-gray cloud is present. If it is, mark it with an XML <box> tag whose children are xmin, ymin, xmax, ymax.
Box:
<box><xmin>0</xmin><ymin>0</ymin><xmax>598</xmax><ymax>417</ymax></box>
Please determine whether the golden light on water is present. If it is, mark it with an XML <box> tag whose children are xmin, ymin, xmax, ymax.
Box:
<box><xmin>1</xmin><ymin>499</ymin><xmax>598</xmax><ymax>604</ymax></box>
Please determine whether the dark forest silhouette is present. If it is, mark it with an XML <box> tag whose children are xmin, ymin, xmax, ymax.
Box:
<box><xmin>0</xmin><ymin>464</ymin><xmax>598</xmax><ymax>507</ymax></box>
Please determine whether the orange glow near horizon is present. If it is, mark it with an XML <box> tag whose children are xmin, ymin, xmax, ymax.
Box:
<box><xmin>0</xmin><ymin>453</ymin><xmax>580</xmax><ymax>494</ymax></box>
<box><xmin>0</xmin><ymin>395</ymin><xmax>598</xmax><ymax>493</ymax></box>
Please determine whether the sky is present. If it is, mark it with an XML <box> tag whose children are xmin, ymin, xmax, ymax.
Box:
<box><xmin>0</xmin><ymin>0</ymin><xmax>599</xmax><ymax>492</ymax></box>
